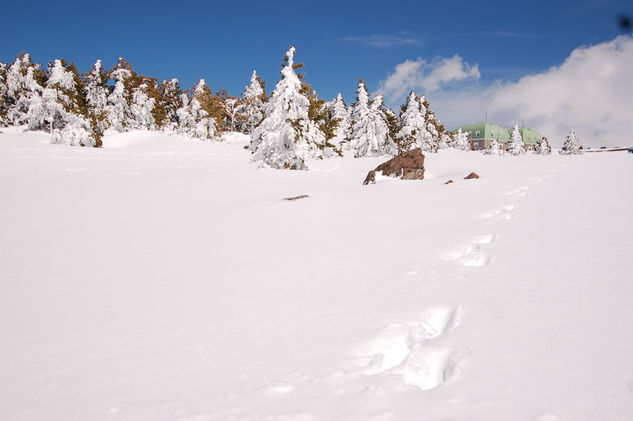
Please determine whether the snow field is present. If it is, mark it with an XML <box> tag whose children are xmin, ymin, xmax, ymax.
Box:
<box><xmin>1</xmin><ymin>129</ymin><xmax>633</xmax><ymax>421</ymax></box>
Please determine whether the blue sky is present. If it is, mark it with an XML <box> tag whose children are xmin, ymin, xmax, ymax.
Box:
<box><xmin>1</xmin><ymin>0</ymin><xmax>631</xmax><ymax>135</ymax></box>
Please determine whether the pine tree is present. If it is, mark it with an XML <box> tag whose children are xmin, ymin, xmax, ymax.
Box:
<box><xmin>176</xmin><ymin>79</ymin><xmax>217</xmax><ymax>140</ymax></box>
<box><xmin>223</xmin><ymin>97</ymin><xmax>245</xmax><ymax>132</ymax></box>
<box><xmin>484</xmin><ymin>138</ymin><xmax>503</xmax><ymax>155</ymax></box>
<box><xmin>438</xmin><ymin>132</ymin><xmax>451</xmax><ymax>149</ymax></box>
<box><xmin>507</xmin><ymin>123</ymin><xmax>526</xmax><ymax>155</ymax></box>
<box><xmin>536</xmin><ymin>136</ymin><xmax>552</xmax><ymax>155</ymax></box>
<box><xmin>0</xmin><ymin>61</ymin><xmax>7</xmax><ymax>126</ymax></box>
<box><xmin>83</xmin><ymin>59</ymin><xmax>108</xmax><ymax>134</ymax></box>
<box><xmin>129</xmin><ymin>79</ymin><xmax>156</xmax><ymax>130</ymax></box>
<box><xmin>301</xmin><ymin>80</ymin><xmax>340</xmax><ymax>156</ymax></box>
<box><xmin>453</xmin><ymin>128</ymin><xmax>470</xmax><ymax>151</ymax></box>
<box><xmin>419</xmin><ymin>95</ymin><xmax>440</xmax><ymax>152</ymax></box>
<box><xmin>349</xmin><ymin>79</ymin><xmax>397</xmax><ymax>158</ymax></box>
<box><xmin>396</xmin><ymin>91</ymin><xmax>431</xmax><ymax>152</ymax></box>
<box><xmin>383</xmin><ymin>108</ymin><xmax>400</xmax><ymax>151</ymax></box>
<box><xmin>105</xmin><ymin>57</ymin><xmax>134</xmax><ymax>131</ymax></box>
<box><xmin>5</xmin><ymin>54</ymin><xmax>44</xmax><ymax>125</ymax></box>
<box><xmin>159</xmin><ymin>78</ymin><xmax>183</xmax><ymax>132</ymax></box>
<box><xmin>27</xmin><ymin>59</ymin><xmax>96</xmax><ymax>146</ymax></box>
<box><xmin>240</xmin><ymin>70</ymin><xmax>266</xmax><ymax>134</ymax></box>
<box><xmin>326</xmin><ymin>93</ymin><xmax>351</xmax><ymax>148</ymax></box>
<box><xmin>559</xmin><ymin>129</ymin><xmax>582</xmax><ymax>155</ymax></box>
<box><xmin>250</xmin><ymin>46</ymin><xmax>333</xmax><ymax>169</ymax></box>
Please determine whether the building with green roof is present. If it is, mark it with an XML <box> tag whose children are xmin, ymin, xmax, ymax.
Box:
<box><xmin>453</xmin><ymin>123</ymin><xmax>543</xmax><ymax>151</ymax></box>
<box><xmin>514</xmin><ymin>127</ymin><xmax>542</xmax><ymax>149</ymax></box>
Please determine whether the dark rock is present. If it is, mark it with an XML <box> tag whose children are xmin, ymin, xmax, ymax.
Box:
<box><xmin>284</xmin><ymin>194</ymin><xmax>309</xmax><ymax>201</ymax></box>
<box><xmin>464</xmin><ymin>172</ymin><xmax>479</xmax><ymax>179</ymax></box>
<box><xmin>445</xmin><ymin>180</ymin><xmax>454</xmax><ymax>184</ymax></box>
<box><xmin>363</xmin><ymin>149</ymin><xmax>425</xmax><ymax>185</ymax></box>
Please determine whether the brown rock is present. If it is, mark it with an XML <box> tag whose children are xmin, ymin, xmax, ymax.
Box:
<box><xmin>363</xmin><ymin>149</ymin><xmax>425</xmax><ymax>185</ymax></box>
<box><xmin>445</xmin><ymin>180</ymin><xmax>454</xmax><ymax>184</ymax></box>
<box><xmin>464</xmin><ymin>172</ymin><xmax>479</xmax><ymax>179</ymax></box>
<box><xmin>284</xmin><ymin>194</ymin><xmax>309</xmax><ymax>201</ymax></box>
<box><xmin>363</xmin><ymin>170</ymin><xmax>377</xmax><ymax>185</ymax></box>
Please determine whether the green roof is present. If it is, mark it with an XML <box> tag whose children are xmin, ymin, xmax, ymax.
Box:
<box><xmin>453</xmin><ymin>123</ymin><xmax>543</xmax><ymax>144</ymax></box>
<box><xmin>453</xmin><ymin>122</ymin><xmax>510</xmax><ymax>141</ymax></box>
<box><xmin>515</xmin><ymin>127</ymin><xmax>542</xmax><ymax>145</ymax></box>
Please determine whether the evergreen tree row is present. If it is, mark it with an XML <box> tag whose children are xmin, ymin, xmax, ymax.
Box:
<box><xmin>2</xmin><ymin>48</ymin><xmax>574</xmax><ymax>167</ymax></box>
<box><xmin>248</xmin><ymin>47</ymin><xmax>458</xmax><ymax>169</ymax></box>
<box><xmin>0</xmin><ymin>54</ymin><xmax>267</xmax><ymax>147</ymax></box>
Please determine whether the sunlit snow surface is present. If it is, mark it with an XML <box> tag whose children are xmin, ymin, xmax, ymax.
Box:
<box><xmin>1</xmin><ymin>127</ymin><xmax>632</xmax><ymax>421</ymax></box>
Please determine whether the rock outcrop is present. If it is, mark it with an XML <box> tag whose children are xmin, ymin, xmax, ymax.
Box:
<box><xmin>363</xmin><ymin>149</ymin><xmax>425</xmax><ymax>185</ymax></box>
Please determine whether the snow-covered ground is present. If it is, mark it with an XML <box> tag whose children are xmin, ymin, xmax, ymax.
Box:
<box><xmin>1</xmin><ymin>128</ymin><xmax>632</xmax><ymax>421</ymax></box>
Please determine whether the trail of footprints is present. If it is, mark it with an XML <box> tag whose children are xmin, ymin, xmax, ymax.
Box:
<box><xmin>257</xmin><ymin>183</ymin><xmax>534</xmax><ymax>399</ymax></box>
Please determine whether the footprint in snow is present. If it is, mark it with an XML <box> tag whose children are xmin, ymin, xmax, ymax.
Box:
<box><xmin>505</xmin><ymin>185</ymin><xmax>529</xmax><ymax>197</ymax></box>
<box><xmin>260</xmin><ymin>382</ymin><xmax>294</xmax><ymax>395</ymax></box>
<box><xmin>356</xmin><ymin>305</ymin><xmax>465</xmax><ymax>391</ymax></box>
<box><xmin>482</xmin><ymin>204</ymin><xmax>516</xmax><ymax>220</ymax></box>
<box><xmin>444</xmin><ymin>235</ymin><xmax>497</xmax><ymax>267</ymax></box>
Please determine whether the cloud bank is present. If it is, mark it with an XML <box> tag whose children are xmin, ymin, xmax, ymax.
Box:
<box><xmin>381</xmin><ymin>35</ymin><xmax>633</xmax><ymax>148</ymax></box>
<box><xmin>379</xmin><ymin>55</ymin><xmax>480</xmax><ymax>103</ymax></box>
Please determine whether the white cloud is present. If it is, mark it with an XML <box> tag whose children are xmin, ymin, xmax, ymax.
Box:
<box><xmin>428</xmin><ymin>35</ymin><xmax>633</xmax><ymax>148</ymax></box>
<box><xmin>342</xmin><ymin>34</ymin><xmax>422</xmax><ymax>48</ymax></box>
<box><xmin>378</xmin><ymin>55</ymin><xmax>480</xmax><ymax>103</ymax></box>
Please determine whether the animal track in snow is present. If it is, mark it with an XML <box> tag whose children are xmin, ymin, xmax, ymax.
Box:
<box><xmin>356</xmin><ymin>305</ymin><xmax>464</xmax><ymax>391</ymax></box>
<box><xmin>505</xmin><ymin>185</ymin><xmax>529</xmax><ymax>197</ymax></box>
<box><xmin>482</xmin><ymin>204</ymin><xmax>516</xmax><ymax>220</ymax></box>
<box><xmin>261</xmin><ymin>382</ymin><xmax>294</xmax><ymax>394</ymax></box>
<box><xmin>444</xmin><ymin>235</ymin><xmax>497</xmax><ymax>267</ymax></box>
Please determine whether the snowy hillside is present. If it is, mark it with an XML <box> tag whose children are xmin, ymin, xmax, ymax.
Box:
<box><xmin>1</xmin><ymin>128</ymin><xmax>632</xmax><ymax>421</ymax></box>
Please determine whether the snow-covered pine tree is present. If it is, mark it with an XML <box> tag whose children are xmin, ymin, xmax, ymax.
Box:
<box><xmin>452</xmin><ymin>128</ymin><xmax>470</xmax><ymax>151</ymax></box>
<box><xmin>383</xmin><ymin>107</ymin><xmax>400</xmax><ymax>151</ymax></box>
<box><xmin>176</xmin><ymin>79</ymin><xmax>217</xmax><ymax>140</ymax></box>
<box><xmin>83</xmin><ymin>59</ymin><xmax>108</xmax><ymax>130</ymax></box>
<box><xmin>0</xmin><ymin>61</ymin><xmax>7</xmax><ymax>126</ymax></box>
<box><xmin>28</xmin><ymin>59</ymin><xmax>96</xmax><ymax>146</ymax></box>
<box><xmin>419</xmin><ymin>95</ymin><xmax>439</xmax><ymax>152</ymax></box>
<box><xmin>349</xmin><ymin>79</ymin><xmax>398</xmax><ymax>158</ymax></box>
<box><xmin>326</xmin><ymin>93</ymin><xmax>351</xmax><ymax>148</ymax></box>
<box><xmin>5</xmin><ymin>54</ymin><xmax>44</xmax><ymax>126</ymax></box>
<box><xmin>223</xmin><ymin>97</ymin><xmax>245</xmax><ymax>132</ymax></box>
<box><xmin>250</xmin><ymin>46</ymin><xmax>333</xmax><ymax>169</ymax></box>
<box><xmin>559</xmin><ymin>129</ymin><xmax>582</xmax><ymax>155</ymax></box>
<box><xmin>105</xmin><ymin>57</ymin><xmax>134</xmax><ymax>131</ymax></box>
<box><xmin>484</xmin><ymin>138</ymin><xmax>503</xmax><ymax>155</ymax></box>
<box><xmin>129</xmin><ymin>79</ymin><xmax>156</xmax><ymax>130</ymax></box>
<box><xmin>438</xmin><ymin>132</ymin><xmax>451</xmax><ymax>149</ymax></box>
<box><xmin>159</xmin><ymin>78</ymin><xmax>182</xmax><ymax>132</ymax></box>
<box><xmin>536</xmin><ymin>136</ymin><xmax>552</xmax><ymax>155</ymax></box>
<box><xmin>301</xmin><ymin>80</ymin><xmax>340</xmax><ymax>157</ymax></box>
<box><xmin>240</xmin><ymin>70</ymin><xmax>266</xmax><ymax>134</ymax></box>
<box><xmin>396</xmin><ymin>91</ymin><xmax>430</xmax><ymax>152</ymax></box>
<box><xmin>507</xmin><ymin>123</ymin><xmax>526</xmax><ymax>155</ymax></box>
